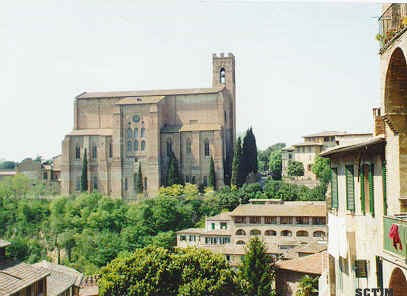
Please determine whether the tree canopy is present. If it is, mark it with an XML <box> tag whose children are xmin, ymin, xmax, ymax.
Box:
<box><xmin>268</xmin><ymin>150</ymin><xmax>282</xmax><ymax>180</ymax></box>
<box><xmin>287</xmin><ymin>161</ymin><xmax>304</xmax><ymax>177</ymax></box>
<box><xmin>311</xmin><ymin>157</ymin><xmax>331</xmax><ymax>184</ymax></box>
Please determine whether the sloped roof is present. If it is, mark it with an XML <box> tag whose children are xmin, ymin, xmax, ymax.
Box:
<box><xmin>0</xmin><ymin>262</ymin><xmax>49</xmax><ymax>296</ymax></box>
<box><xmin>303</xmin><ymin>131</ymin><xmax>347</xmax><ymax>138</ymax></box>
<box><xmin>32</xmin><ymin>261</ymin><xmax>83</xmax><ymax>296</ymax></box>
<box><xmin>207</xmin><ymin>212</ymin><xmax>231</xmax><ymax>221</ymax></box>
<box><xmin>319</xmin><ymin>136</ymin><xmax>385</xmax><ymax>157</ymax></box>
<box><xmin>283</xmin><ymin>240</ymin><xmax>328</xmax><ymax>259</ymax></box>
<box><xmin>277</xmin><ymin>251</ymin><xmax>327</xmax><ymax>275</ymax></box>
<box><xmin>292</xmin><ymin>142</ymin><xmax>323</xmax><ymax>147</ymax></box>
<box><xmin>230</xmin><ymin>202</ymin><xmax>326</xmax><ymax>217</ymax></box>
<box><xmin>77</xmin><ymin>86</ymin><xmax>225</xmax><ymax>99</ymax></box>
<box><xmin>177</xmin><ymin>228</ymin><xmax>204</xmax><ymax>235</ymax></box>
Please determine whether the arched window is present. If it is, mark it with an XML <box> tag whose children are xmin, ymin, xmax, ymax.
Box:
<box><xmin>186</xmin><ymin>138</ymin><xmax>192</xmax><ymax>154</ymax></box>
<box><xmin>204</xmin><ymin>139</ymin><xmax>210</xmax><ymax>157</ymax></box>
<box><xmin>127</xmin><ymin>141</ymin><xmax>132</xmax><ymax>152</ymax></box>
<box><xmin>141</xmin><ymin>127</ymin><xmax>146</xmax><ymax>138</ymax></box>
<box><xmin>144</xmin><ymin>177</ymin><xmax>148</xmax><ymax>191</ymax></box>
<box><xmin>250</xmin><ymin>229</ymin><xmax>261</xmax><ymax>236</ymax></box>
<box><xmin>75</xmin><ymin>145</ymin><xmax>81</xmax><ymax>160</ymax></box>
<box><xmin>127</xmin><ymin>128</ymin><xmax>132</xmax><ymax>138</ymax></box>
<box><xmin>92</xmin><ymin>145</ymin><xmax>97</xmax><ymax>160</ymax></box>
<box><xmin>220</xmin><ymin>67</ymin><xmax>226</xmax><ymax>84</ymax></box>
<box><xmin>167</xmin><ymin>139</ymin><xmax>173</xmax><ymax>156</ymax></box>
<box><xmin>313</xmin><ymin>231</ymin><xmax>325</xmax><ymax>238</ymax></box>
<box><xmin>235</xmin><ymin>229</ymin><xmax>246</xmax><ymax>236</ymax></box>
<box><xmin>296</xmin><ymin>230</ymin><xmax>309</xmax><ymax>237</ymax></box>
<box><xmin>134</xmin><ymin>128</ymin><xmax>139</xmax><ymax>138</ymax></box>
<box><xmin>134</xmin><ymin>140</ymin><xmax>139</xmax><ymax>151</ymax></box>
<box><xmin>281</xmin><ymin>230</ymin><xmax>292</xmax><ymax>237</ymax></box>
<box><xmin>265</xmin><ymin>230</ymin><xmax>277</xmax><ymax>236</ymax></box>
<box><xmin>141</xmin><ymin>140</ymin><xmax>146</xmax><ymax>151</ymax></box>
<box><xmin>236</xmin><ymin>240</ymin><xmax>245</xmax><ymax>245</ymax></box>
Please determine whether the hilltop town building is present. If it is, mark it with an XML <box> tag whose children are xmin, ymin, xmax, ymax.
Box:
<box><xmin>60</xmin><ymin>54</ymin><xmax>236</xmax><ymax>199</ymax></box>
<box><xmin>176</xmin><ymin>200</ymin><xmax>327</xmax><ymax>267</ymax></box>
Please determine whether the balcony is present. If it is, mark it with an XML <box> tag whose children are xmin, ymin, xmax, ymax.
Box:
<box><xmin>378</xmin><ymin>3</ymin><xmax>407</xmax><ymax>53</ymax></box>
<box><xmin>383</xmin><ymin>215</ymin><xmax>407</xmax><ymax>260</ymax></box>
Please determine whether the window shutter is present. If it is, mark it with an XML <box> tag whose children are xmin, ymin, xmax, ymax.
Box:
<box><xmin>331</xmin><ymin>168</ymin><xmax>338</xmax><ymax>209</ymax></box>
<box><xmin>369</xmin><ymin>164</ymin><xmax>375</xmax><ymax>217</ymax></box>
<box><xmin>346</xmin><ymin>165</ymin><xmax>355</xmax><ymax>211</ymax></box>
<box><xmin>382</xmin><ymin>160</ymin><xmax>387</xmax><ymax>216</ymax></box>
<box><xmin>360</xmin><ymin>165</ymin><xmax>365</xmax><ymax>215</ymax></box>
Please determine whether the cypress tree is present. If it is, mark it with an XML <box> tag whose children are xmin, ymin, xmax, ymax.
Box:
<box><xmin>208</xmin><ymin>157</ymin><xmax>216</xmax><ymax>190</ymax></box>
<box><xmin>80</xmin><ymin>149</ymin><xmax>88</xmax><ymax>192</ymax></box>
<box><xmin>166</xmin><ymin>152</ymin><xmax>181</xmax><ymax>186</ymax></box>
<box><xmin>231</xmin><ymin>137</ymin><xmax>242</xmax><ymax>186</ymax></box>
<box><xmin>240</xmin><ymin>237</ymin><xmax>275</xmax><ymax>296</ymax></box>
<box><xmin>135</xmin><ymin>164</ymin><xmax>143</xmax><ymax>193</ymax></box>
<box><xmin>240</xmin><ymin>128</ymin><xmax>258</xmax><ymax>184</ymax></box>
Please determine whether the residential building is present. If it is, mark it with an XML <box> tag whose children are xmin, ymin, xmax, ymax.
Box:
<box><xmin>176</xmin><ymin>200</ymin><xmax>327</xmax><ymax>267</ymax></box>
<box><xmin>61</xmin><ymin>53</ymin><xmax>236</xmax><ymax>199</ymax></box>
<box><xmin>0</xmin><ymin>239</ymin><xmax>50</xmax><ymax>296</ymax></box>
<box><xmin>282</xmin><ymin>131</ymin><xmax>372</xmax><ymax>181</ymax></box>
<box><xmin>32</xmin><ymin>261</ymin><xmax>83</xmax><ymax>296</ymax></box>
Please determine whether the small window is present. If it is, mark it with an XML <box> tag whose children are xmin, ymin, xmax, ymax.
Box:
<box><xmin>296</xmin><ymin>217</ymin><xmax>309</xmax><ymax>225</ymax></box>
<box><xmin>236</xmin><ymin>240</ymin><xmax>245</xmax><ymax>245</ymax></box>
<box><xmin>249</xmin><ymin>216</ymin><xmax>261</xmax><ymax>224</ymax></box>
<box><xmin>186</xmin><ymin>138</ymin><xmax>192</xmax><ymax>154</ymax></box>
<box><xmin>235</xmin><ymin>229</ymin><xmax>246</xmax><ymax>235</ymax></box>
<box><xmin>331</xmin><ymin>168</ymin><xmax>339</xmax><ymax>209</ymax></box>
<box><xmin>141</xmin><ymin>127</ymin><xmax>145</xmax><ymax>138</ymax></box>
<box><xmin>313</xmin><ymin>231</ymin><xmax>325</xmax><ymax>238</ymax></box>
<box><xmin>296</xmin><ymin>230</ymin><xmax>309</xmax><ymax>237</ymax></box>
<box><xmin>250</xmin><ymin>229</ymin><xmax>261</xmax><ymax>236</ymax></box>
<box><xmin>211</xmin><ymin>223</ymin><xmax>215</xmax><ymax>230</ymax></box>
<box><xmin>224</xmin><ymin>111</ymin><xmax>227</xmax><ymax>122</ymax></box>
<box><xmin>191</xmin><ymin>176</ymin><xmax>196</xmax><ymax>184</ymax></box>
<box><xmin>281</xmin><ymin>230</ymin><xmax>292</xmax><ymax>237</ymax></box>
<box><xmin>134</xmin><ymin>140</ymin><xmax>139</xmax><ymax>151</ymax></box>
<box><xmin>220</xmin><ymin>67</ymin><xmax>226</xmax><ymax>84</ymax></box>
<box><xmin>185</xmin><ymin>176</ymin><xmax>190</xmax><ymax>183</ymax></box>
<box><xmin>204</xmin><ymin>139</ymin><xmax>210</xmax><ymax>157</ymax></box>
<box><xmin>220</xmin><ymin>222</ymin><xmax>227</xmax><ymax>230</ymax></box>
<box><xmin>345</xmin><ymin>165</ymin><xmax>355</xmax><ymax>211</ymax></box>
<box><xmin>124</xmin><ymin>178</ymin><xmax>128</xmax><ymax>191</ymax></box>
<box><xmin>75</xmin><ymin>145</ymin><xmax>81</xmax><ymax>160</ymax></box>
<box><xmin>265</xmin><ymin>230</ymin><xmax>277</xmax><ymax>236</ymax></box>
<box><xmin>180</xmin><ymin>235</ymin><xmax>186</xmax><ymax>241</ymax></box>
<box><xmin>109</xmin><ymin>141</ymin><xmax>113</xmax><ymax>158</ymax></box>
<box><xmin>92</xmin><ymin>145</ymin><xmax>97</xmax><ymax>160</ymax></box>
<box><xmin>127</xmin><ymin>128</ymin><xmax>132</xmax><ymax>138</ymax></box>
<box><xmin>134</xmin><ymin>128</ymin><xmax>139</xmax><ymax>138</ymax></box>
<box><xmin>141</xmin><ymin>140</ymin><xmax>146</xmax><ymax>151</ymax></box>
<box><xmin>127</xmin><ymin>141</ymin><xmax>132</xmax><ymax>152</ymax></box>
<box><xmin>264</xmin><ymin>217</ymin><xmax>277</xmax><ymax>224</ymax></box>
<box><xmin>280</xmin><ymin>217</ymin><xmax>293</xmax><ymax>224</ymax></box>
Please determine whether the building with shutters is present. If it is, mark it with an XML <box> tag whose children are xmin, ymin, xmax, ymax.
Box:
<box><xmin>319</xmin><ymin>4</ymin><xmax>407</xmax><ymax>295</ymax></box>
<box><xmin>60</xmin><ymin>53</ymin><xmax>236</xmax><ymax>199</ymax></box>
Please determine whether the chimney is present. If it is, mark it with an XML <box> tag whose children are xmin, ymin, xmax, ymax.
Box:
<box><xmin>373</xmin><ymin>108</ymin><xmax>385</xmax><ymax>136</ymax></box>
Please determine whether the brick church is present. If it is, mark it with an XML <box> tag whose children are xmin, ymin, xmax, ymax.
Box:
<box><xmin>61</xmin><ymin>53</ymin><xmax>236</xmax><ymax>199</ymax></box>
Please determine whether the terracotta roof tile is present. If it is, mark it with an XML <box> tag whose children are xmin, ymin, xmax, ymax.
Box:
<box><xmin>277</xmin><ymin>251</ymin><xmax>327</xmax><ymax>275</ymax></box>
<box><xmin>230</xmin><ymin>202</ymin><xmax>326</xmax><ymax>217</ymax></box>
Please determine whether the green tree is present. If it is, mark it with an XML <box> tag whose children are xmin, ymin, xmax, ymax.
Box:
<box><xmin>296</xmin><ymin>275</ymin><xmax>319</xmax><ymax>296</ymax></box>
<box><xmin>80</xmin><ymin>149</ymin><xmax>88</xmax><ymax>192</ymax></box>
<box><xmin>258</xmin><ymin>143</ymin><xmax>286</xmax><ymax>173</ymax></box>
<box><xmin>240</xmin><ymin>128</ymin><xmax>258</xmax><ymax>184</ymax></box>
<box><xmin>135</xmin><ymin>164</ymin><xmax>143</xmax><ymax>193</ymax></box>
<box><xmin>231</xmin><ymin>137</ymin><xmax>243</xmax><ymax>186</ymax></box>
<box><xmin>167</xmin><ymin>152</ymin><xmax>181</xmax><ymax>186</ymax></box>
<box><xmin>288</xmin><ymin>161</ymin><xmax>304</xmax><ymax>177</ymax></box>
<box><xmin>269</xmin><ymin>150</ymin><xmax>282</xmax><ymax>180</ymax></box>
<box><xmin>209</xmin><ymin>157</ymin><xmax>216</xmax><ymax>189</ymax></box>
<box><xmin>239</xmin><ymin>237</ymin><xmax>275</xmax><ymax>296</ymax></box>
<box><xmin>311</xmin><ymin>156</ymin><xmax>331</xmax><ymax>184</ymax></box>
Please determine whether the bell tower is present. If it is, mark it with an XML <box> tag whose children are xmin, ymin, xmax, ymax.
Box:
<box><xmin>212</xmin><ymin>52</ymin><xmax>236</xmax><ymax>101</ymax></box>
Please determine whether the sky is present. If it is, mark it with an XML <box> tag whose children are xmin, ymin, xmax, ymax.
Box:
<box><xmin>0</xmin><ymin>0</ymin><xmax>382</xmax><ymax>161</ymax></box>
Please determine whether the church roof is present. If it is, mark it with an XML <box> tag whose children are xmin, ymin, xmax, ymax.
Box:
<box><xmin>115</xmin><ymin>96</ymin><xmax>165</xmax><ymax>105</ymax></box>
<box><xmin>76</xmin><ymin>86</ymin><xmax>225</xmax><ymax>99</ymax></box>
<box><xmin>68</xmin><ymin>129</ymin><xmax>113</xmax><ymax>136</ymax></box>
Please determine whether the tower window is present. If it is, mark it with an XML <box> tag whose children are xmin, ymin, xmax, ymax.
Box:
<box><xmin>141</xmin><ymin>128</ymin><xmax>146</xmax><ymax>138</ymax></box>
<box><xmin>186</xmin><ymin>138</ymin><xmax>192</xmax><ymax>154</ymax></box>
<box><xmin>141</xmin><ymin>140</ymin><xmax>146</xmax><ymax>151</ymax></box>
<box><xmin>134</xmin><ymin>140</ymin><xmax>139</xmax><ymax>151</ymax></box>
<box><xmin>75</xmin><ymin>145</ymin><xmax>81</xmax><ymax>160</ymax></box>
<box><xmin>220</xmin><ymin>68</ymin><xmax>226</xmax><ymax>84</ymax></box>
<box><xmin>92</xmin><ymin>145</ymin><xmax>97</xmax><ymax>160</ymax></box>
<box><xmin>134</xmin><ymin>128</ymin><xmax>139</xmax><ymax>138</ymax></box>
<box><xmin>204</xmin><ymin>139</ymin><xmax>210</xmax><ymax>157</ymax></box>
<box><xmin>127</xmin><ymin>128</ymin><xmax>132</xmax><ymax>138</ymax></box>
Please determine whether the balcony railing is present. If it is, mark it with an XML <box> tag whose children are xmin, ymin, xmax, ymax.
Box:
<box><xmin>383</xmin><ymin>215</ymin><xmax>407</xmax><ymax>260</ymax></box>
<box><xmin>378</xmin><ymin>3</ymin><xmax>407</xmax><ymax>52</ymax></box>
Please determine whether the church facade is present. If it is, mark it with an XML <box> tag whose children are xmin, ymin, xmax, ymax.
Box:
<box><xmin>61</xmin><ymin>53</ymin><xmax>236</xmax><ymax>199</ymax></box>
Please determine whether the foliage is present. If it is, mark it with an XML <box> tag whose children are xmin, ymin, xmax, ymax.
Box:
<box><xmin>268</xmin><ymin>150</ymin><xmax>282</xmax><ymax>180</ymax></box>
<box><xmin>296</xmin><ymin>275</ymin><xmax>319</xmax><ymax>296</ymax></box>
<box><xmin>287</xmin><ymin>161</ymin><xmax>304</xmax><ymax>177</ymax></box>
<box><xmin>239</xmin><ymin>237</ymin><xmax>275</xmax><ymax>296</ymax></box>
<box><xmin>258</xmin><ymin>143</ymin><xmax>286</xmax><ymax>173</ymax></box>
<box><xmin>0</xmin><ymin>160</ymin><xmax>17</xmax><ymax>169</ymax></box>
<box><xmin>99</xmin><ymin>247</ymin><xmax>240</xmax><ymax>296</ymax></box>
<box><xmin>240</xmin><ymin>128</ymin><xmax>258</xmax><ymax>184</ymax></box>
<box><xmin>80</xmin><ymin>149</ymin><xmax>88</xmax><ymax>192</ymax></box>
<box><xmin>167</xmin><ymin>152</ymin><xmax>182</xmax><ymax>186</ymax></box>
<box><xmin>311</xmin><ymin>157</ymin><xmax>331</xmax><ymax>184</ymax></box>
<box><xmin>135</xmin><ymin>164</ymin><xmax>143</xmax><ymax>193</ymax></box>
<box><xmin>231</xmin><ymin>137</ymin><xmax>243</xmax><ymax>186</ymax></box>
<box><xmin>209</xmin><ymin>157</ymin><xmax>216</xmax><ymax>190</ymax></box>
